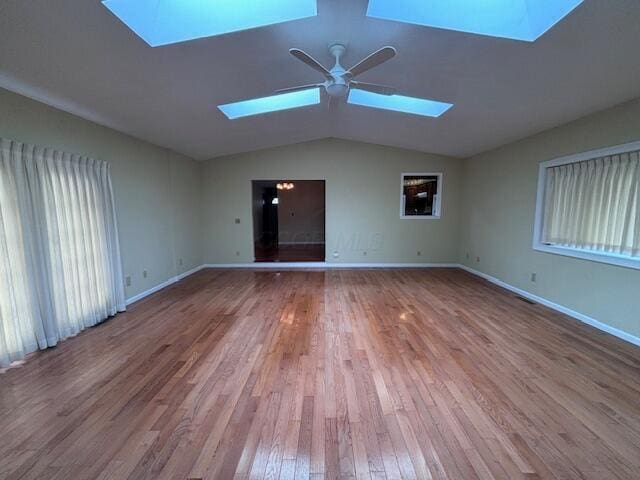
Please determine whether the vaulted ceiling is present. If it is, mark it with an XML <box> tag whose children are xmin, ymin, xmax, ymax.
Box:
<box><xmin>1</xmin><ymin>0</ymin><xmax>640</xmax><ymax>160</ymax></box>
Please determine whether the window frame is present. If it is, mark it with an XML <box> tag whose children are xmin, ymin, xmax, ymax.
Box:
<box><xmin>399</xmin><ymin>172</ymin><xmax>443</xmax><ymax>220</ymax></box>
<box><xmin>532</xmin><ymin>140</ymin><xmax>640</xmax><ymax>270</ymax></box>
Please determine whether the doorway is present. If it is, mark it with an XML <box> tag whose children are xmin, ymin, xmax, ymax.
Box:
<box><xmin>252</xmin><ymin>180</ymin><xmax>325</xmax><ymax>262</ymax></box>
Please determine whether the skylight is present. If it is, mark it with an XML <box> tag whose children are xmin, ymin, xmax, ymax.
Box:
<box><xmin>366</xmin><ymin>0</ymin><xmax>583</xmax><ymax>42</ymax></box>
<box><xmin>348</xmin><ymin>90</ymin><xmax>453</xmax><ymax>118</ymax></box>
<box><xmin>218</xmin><ymin>89</ymin><xmax>320</xmax><ymax>119</ymax></box>
<box><xmin>102</xmin><ymin>0</ymin><xmax>317</xmax><ymax>47</ymax></box>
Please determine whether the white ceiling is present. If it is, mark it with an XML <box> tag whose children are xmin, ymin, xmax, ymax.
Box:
<box><xmin>1</xmin><ymin>0</ymin><xmax>639</xmax><ymax>160</ymax></box>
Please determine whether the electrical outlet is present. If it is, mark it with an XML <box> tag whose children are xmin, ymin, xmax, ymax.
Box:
<box><xmin>333</xmin><ymin>251</ymin><xmax>339</xmax><ymax>259</ymax></box>
<box><xmin>417</xmin><ymin>251</ymin><xmax>421</xmax><ymax>256</ymax></box>
<box><xmin>531</xmin><ymin>272</ymin><xmax>537</xmax><ymax>283</ymax></box>
<box><xmin>125</xmin><ymin>275</ymin><xmax>131</xmax><ymax>287</ymax></box>
<box><xmin>476</xmin><ymin>256</ymin><xmax>480</xmax><ymax>263</ymax></box>
<box><xmin>143</xmin><ymin>270</ymin><xmax>147</xmax><ymax>278</ymax></box>
<box><xmin>363</xmin><ymin>251</ymin><xmax>367</xmax><ymax>256</ymax></box>
<box><xmin>236</xmin><ymin>251</ymin><xmax>240</xmax><ymax>256</ymax></box>
<box><xmin>466</xmin><ymin>252</ymin><xmax>470</xmax><ymax>259</ymax></box>
<box><xmin>179</xmin><ymin>258</ymin><xmax>183</xmax><ymax>266</ymax></box>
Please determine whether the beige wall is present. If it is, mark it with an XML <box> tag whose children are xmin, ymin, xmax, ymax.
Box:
<box><xmin>459</xmin><ymin>98</ymin><xmax>640</xmax><ymax>338</ymax></box>
<box><xmin>202</xmin><ymin>139</ymin><xmax>463</xmax><ymax>264</ymax></box>
<box><xmin>0</xmin><ymin>88</ymin><xmax>203</xmax><ymax>300</ymax></box>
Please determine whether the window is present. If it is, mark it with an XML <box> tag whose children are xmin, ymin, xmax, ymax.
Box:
<box><xmin>102</xmin><ymin>0</ymin><xmax>317</xmax><ymax>47</ymax></box>
<box><xmin>533</xmin><ymin>141</ymin><xmax>640</xmax><ymax>270</ymax></box>
<box><xmin>348</xmin><ymin>90</ymin><xmax>453</xmax><ymax>117</ymax></box>
<box><xmin>400</xmin><ymin>173</ymin><xmax>442</xmax><ymax>219</ymax></box>
<box><xmin>367</xmin><ymin>0</ymin><xmax>584</xmax><ymax>42</ymax></box>
<box><xmin>0</xmin><ymin>138</ymin><xmax>125</xmax><ymax>367</ymax></box>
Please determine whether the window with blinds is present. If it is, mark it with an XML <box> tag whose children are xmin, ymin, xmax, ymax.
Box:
<box><xmin>533</xmin><ymin>142</ymin><xmax>640</xmax><ymax>269</ymax></box>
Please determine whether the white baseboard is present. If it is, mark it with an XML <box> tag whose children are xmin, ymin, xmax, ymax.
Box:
<box><xmin>125</xmin><ymin>264</ymin><xmax>205</xmax><ymax>306</ymax></box>
<box><xmin>458</xmin><ymin>264</ymin><xmax>640</xmax><ymax>347</ymax></box>
<box><xmin>203</xmin><ymin>262</ymin><xmax>460</xmax><ymax>269</ymax></box>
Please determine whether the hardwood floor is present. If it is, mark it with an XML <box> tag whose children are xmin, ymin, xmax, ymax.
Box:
<box><xmin>1</xmin><ymin>268</ymin><xmax>639</xmax><ymax>480</ymax></box>
<box><xmin>254</xmin><ymin>244</ymin><xmax>326</xmax><ymax>262</ymax></box>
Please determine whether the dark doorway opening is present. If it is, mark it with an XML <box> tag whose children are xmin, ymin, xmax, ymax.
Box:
<box><xmin>252</xmin><ymin>180</ymin><xmax>325</xmax><ymax>262</ymax></box>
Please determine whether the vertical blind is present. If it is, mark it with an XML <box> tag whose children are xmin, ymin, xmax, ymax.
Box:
<box><xmin>542</xmin><ymin>149</ymin><xmax>640</xmax><ymax>258</ymax></box>
<box><xmin>0</xmin><ymin>138</ymin><xmax>125</xmax><ymax>367</ymax></box>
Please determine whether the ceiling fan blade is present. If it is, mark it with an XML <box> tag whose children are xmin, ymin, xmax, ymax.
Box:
<box><xmin>275</xmin><ymin>83</ymin><xmax>324</xmax><ymax>94</ymax></box>
<box><xmin>289</xmin><ymin>48</ymin><xmax>332</xmax><ymax>79</ymax></box>
<box><xmin>346</xmin><ymin>46</ymin><xmax>396</xmax><ymax>78</ymax></box>
<box><xmin>350</xmin><ymin>81</ymin><xmax>396</xmax><ymax>96</ymax></box>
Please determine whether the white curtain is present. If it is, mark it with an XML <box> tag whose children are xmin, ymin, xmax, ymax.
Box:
<box><xmin>0</xmin><ymin>138</ymin><xmax>125</xmax><ymax>367</ymax></box>
<box><xmin>542</xmin><ymin>149</ymin><xmax>640</xmax><ymax>257</ymax></box>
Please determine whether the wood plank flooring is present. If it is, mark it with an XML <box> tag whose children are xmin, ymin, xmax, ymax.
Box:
<box><xmin>1</xmin><ymin>268</ymin><xmax>639</xmax><ymax>479</ymax></box>
<box><xmin>254</xmin><ymin>244</ymin><xmax>326</xmax><ymax>262</ymax></box>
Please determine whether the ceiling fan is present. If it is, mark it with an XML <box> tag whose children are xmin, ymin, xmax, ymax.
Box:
<box><xmin>218</xmin><ymin>43</ymin><xmax>452</xmax><ymax>119</ymax></box>
<box><xmin>276</xmin><ymin>43</ymin><xmax>397</xmax><ymax>109</ymax></box>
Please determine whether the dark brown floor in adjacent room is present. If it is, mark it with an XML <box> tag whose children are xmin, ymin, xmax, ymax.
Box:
<box><xmin>254</xmin><ymin>243</ymin><xmax>325</xmax><ymax>262</ymax></box>
<box><xmin>1</xmin><ymin>268</ymin><xmax>639</xmax><ymax>480</ymax></box>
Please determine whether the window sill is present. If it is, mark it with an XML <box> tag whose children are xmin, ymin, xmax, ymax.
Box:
<box><xmin>533</xmin><ymin>243</ymin><xmax>640</xmax><ymax>271</ymax></box>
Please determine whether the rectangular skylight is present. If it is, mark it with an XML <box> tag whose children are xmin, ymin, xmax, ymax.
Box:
<box><xmin>102</xmin><ymin>0</ymin><xmax>317</xmax><ymax>47</ymax></box>
<box><xmin>366</xmin><ymin>0</ymin><xmax>583</xmax><ymax>42</ymax></box>
<box><xmin>218</xmin><ymin>89</ymin><xmax>320</xmax><ymax>119</ymax></box>
<box><xmin>348</xmin><ymin>90</ymin><xmax>453</xmax><ymax>118</ymax></box>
